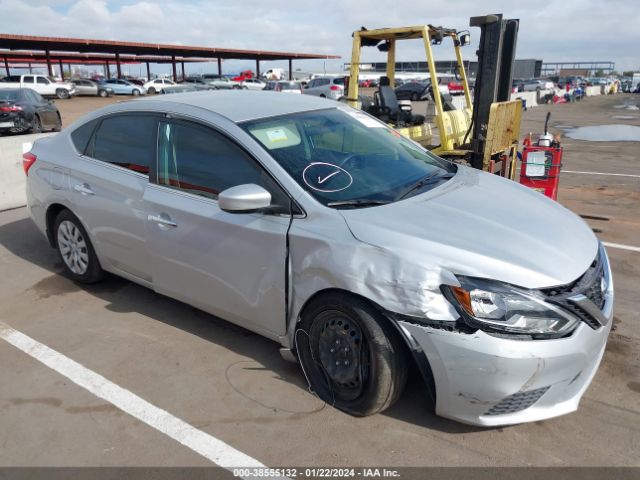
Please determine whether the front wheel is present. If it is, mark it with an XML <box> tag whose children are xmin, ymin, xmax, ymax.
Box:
<box><xmin>296</xmin><ymin>293</ymin><xmax>408</xmax><ymax>416</ymax></box>
<box><xmin>147</xmin><ymin>87</ymin><xmax>156</xmax><ymax>95</ymax></box>
<box><xmin>132</xmin><ymin>89</ymin><xmax>140</xmax><ymax>96</ymax></box>
<box><xmin>56</xmin><ymin>89</ymin><xmax>70</xmax><ymax>99</ymax></box>
<box><xmin>54</xmin><ymin>209</ymin><xmax>105</xmax><ymax>284</ymax></box>
<box><xmin>98</xmin><ymin>89</ymin><xmax>108</xmax><ymax>97</ymax></box>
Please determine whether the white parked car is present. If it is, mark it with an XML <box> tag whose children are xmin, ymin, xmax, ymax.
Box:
<box><xmin>0</xmin><ymin>74</ymin><xmax>77</xmax><ymax>99</ymax></box>
<box><xmin>144</xmin><ymin>78</ymin><xmax>177</xmax><ymax>94</ymax></box>
<box><xmin>241</xmin><ymin>78</ymin><xmax>266</xmax><ymax>91</ymax></box>
<box><xmin>303</xmin><ymin>76</ymin><xmax>345</xmax><ymax>100</ymax></box>
<box><xmin>523</xmin><ymin>79</ymin><xmax>555</xmax><ymax>92</ymax></box>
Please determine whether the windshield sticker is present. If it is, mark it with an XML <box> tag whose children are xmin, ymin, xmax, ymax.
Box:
<box><xmin>249</xmin><ymin>124</ymin><xmax>301</xmax><ymax>150</ymax></box>
<box><xmin>266</xmin><ymin>128</ymin><xmax>288</xmax><ymax>142</ymax></box>
<box><xmin>303</xmin><ymin>162</ymin><xmax>353</xmax><ymax>193</ymax></box>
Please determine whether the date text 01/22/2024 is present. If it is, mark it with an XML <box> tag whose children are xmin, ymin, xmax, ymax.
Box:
<box><xmin>232</xmin><ymin>468</ymin><xmax>401</xmax><ymax>478</ymax></box>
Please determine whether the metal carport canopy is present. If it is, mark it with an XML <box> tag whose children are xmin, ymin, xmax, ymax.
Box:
<box><xmin>0</xmin><ymin>33</ymin><xmax>340</xmax><ymax>79</ymax></box>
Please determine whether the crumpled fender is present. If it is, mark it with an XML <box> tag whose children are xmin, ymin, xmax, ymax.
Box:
<box><xmin>283</xmin><ymin>213</ymin><xmax>460</xmax><ymax>347</ymax></box>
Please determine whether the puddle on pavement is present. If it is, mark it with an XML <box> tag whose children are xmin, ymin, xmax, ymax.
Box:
<box><xmin>564</xmin><ymin>124</ymin><xmax>640</xmax><ymax>141</ymax></box>
<box><xmin>613</xmin><ymin>102</ymin><xmax>639</xmax><ymax>111</ymax></box>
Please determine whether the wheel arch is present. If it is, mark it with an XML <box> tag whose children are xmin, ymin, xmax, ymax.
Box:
<box><xmin>292</xmin><ymin>287</ymin><xmax>435</xmax><ymax>403</ymax></box>
<box><xmin>45</xmin><ymin>203</ymin><xmax>69</xmax><ymax>247</ymax></box>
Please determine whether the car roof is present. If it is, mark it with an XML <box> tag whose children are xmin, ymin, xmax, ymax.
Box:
<box><xmin>136</xmin><ymin>90</ymin><xmax>336</xmax><ymax>122</ymax></box>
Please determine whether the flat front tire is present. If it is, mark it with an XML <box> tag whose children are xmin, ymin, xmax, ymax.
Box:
<box><xmin>296</xmin><ymin>292</ymin><xmax>408</xmax><ymax>416</ymax></box>
<box><xmin>54</xmin><ymin>209</ymin><xmax>105</xmax><ymax>284</ymax></box>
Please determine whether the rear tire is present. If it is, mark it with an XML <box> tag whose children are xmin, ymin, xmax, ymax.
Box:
<box><xmin>52</xmin><ymin>114</ymin><xmax>62</xmax><ymax>132</ymax></box>
<box><xmin>29</xmin><ymin>115</ymin><xmax>42</xmax><ymax>133</ymax></box>
<box><xmin>54</xmin><ymin>209</ymin><xmax>105</xmax><ymax>284</ymax></box>
<box><xmin>296</xmin><ymin>292</ymin><xmax>408</xmax><ymax>416</ymax></box>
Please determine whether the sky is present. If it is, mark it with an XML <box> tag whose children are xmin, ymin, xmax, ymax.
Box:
<box><xmin>1</xmin><ymin>0</ymin><xmax>638</xmax><ymax>76</ymax></box>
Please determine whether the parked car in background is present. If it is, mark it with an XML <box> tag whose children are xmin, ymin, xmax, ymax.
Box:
<box><xmin>241</xmin><ymin>78</ymin><xmax>266</xmax><ymax>91</ymax></box>
<box><xmin>263</xmin><ymin>81</ymin><xmax>277</xmax><ymax>91</ymax></box>
<box><xmin>0</xmin><ymin>88</ymin><xmax>61</xmax><ymax>134</ymax></box>
<box><xmin>273</xmin><ymin>81</ymin><xmax>302</xmax><ymax>94</ymax></box>
<box><xmin>303</xmin><ymin>76</ymin><xmax>345</xmax><ymax>100</ymax></box>
<box><xmin>121</xmin><ymin>76</ymin><xmax>145</xmax><ymax>86</ymax></box>
<box><xmin>26</xmin><ymin>91</ymin><xmax>614</xmax><ymax>427</ymax></box>
<box><xmin>179</xmin><ymin>77</ymin><xmax>214</xmax><ymax>91</ymax></box>
<box><xmin>102</xmin><ymin>79</ymin><xmax>146</xmax><ymax>96</ymax></box>
<box><xmin>202</xmin><ymin>74</ymin><xmax>243</xmax><ymax>89</ymax></box>
<box><xmin>0</xmin><ymin>74</ymin><xmax>77</xmax><ymax>99</ymax></box>
<box><xmin>143</xmin><ymin>78</ymin><xmax>177</xmax><ymax>94</ymax></box>
<box><xmin>72</xmin><ymin>79</ymin><xmax>114</xmax><ymax>97</ymax></box>
<box><xmin>395</xmin><ymin>81</ymin><xmax>429</xmax><ymax>101</ymax></box>
<box><xmin>523</xmin><ymin>79</ymin><xmax>555</xmax><ymax>91</ymax></box>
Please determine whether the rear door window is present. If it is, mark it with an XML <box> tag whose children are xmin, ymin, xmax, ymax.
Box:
<box><xmin>87</xmin><ymin>114</ymin><xmax>158</xmax><ymax>174</ymax></box>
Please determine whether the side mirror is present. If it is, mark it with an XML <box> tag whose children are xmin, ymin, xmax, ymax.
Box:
<box><xmin>218</xmin><ymin>184</ymin><xmax>272</xmax><ymax>213</ymax></box>
<box><xmin>459</xmin><ymin>33</ymin><xmax>471</xmax><ymax>46</ymax></box>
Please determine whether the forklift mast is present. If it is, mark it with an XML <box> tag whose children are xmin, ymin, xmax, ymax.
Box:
<box><xmin>469</xmin><ymin>14</ymin><xmax>519</xmax><ymax>169</ymax></box>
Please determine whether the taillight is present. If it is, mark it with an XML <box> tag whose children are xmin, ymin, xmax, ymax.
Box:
<box><xmin>23</xmin><ymin>152</ymin><xmax>37</xmax><ymax>176</ymax></box>
<box><xmin>330</xmin><ymin>85</ymin><xmax>341</xmax><ymax>91</ymax></box>
<box><xmin>0</xmin><ymin>104</ymin><xmax>22</xmax><ymax>112</ymax></box>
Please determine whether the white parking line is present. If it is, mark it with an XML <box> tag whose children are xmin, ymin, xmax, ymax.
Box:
<box><xmin>562</xmin><ymin>170</ymin><xmax>640</xmax><ymax>178</ymax></box>
<box><xmin>603</xmin><ymin>242</ymin><xmax>640</xmax><ymax>253</ymax></box>
<box><xmin>0</xmin><ymin>321</ymin><xmax>272</xmax><ymax>475</ymax></box>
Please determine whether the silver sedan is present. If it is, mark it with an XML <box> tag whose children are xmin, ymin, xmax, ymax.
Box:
<box><xmin>25</xmin><ymin>91</ymin><xmax>613</xmax><ymax>426</ymax></box>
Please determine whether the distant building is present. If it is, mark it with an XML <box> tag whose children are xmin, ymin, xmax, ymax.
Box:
<box><xmin>344</xmin><ymin>59</ymin><xmax>543</xmax><ymax>79</ymax></box>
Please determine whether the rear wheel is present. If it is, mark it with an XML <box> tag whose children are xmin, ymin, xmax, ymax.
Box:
<box><xmin>296</xmin><ymin>292</ymin><xmax>408</xmax><ymax>416</ymax></box>
<box><xmin>29</xmin><ymin>115</ymin><xmax>42</xmax><ymax>133</ymax></box>
<box><xmin>52</xmin><ymin>114</ymin><xmax>62</xmax><ymax>132</ymax></box>
<box><xmin>56</xmin><ymin>89</ymin><xmax>70</xmax><ymax>99</ymax></box>
<box><xmin>54</xmin><ymin>210</ymin><xmax>105</xmax><ymax>284</ymax></box>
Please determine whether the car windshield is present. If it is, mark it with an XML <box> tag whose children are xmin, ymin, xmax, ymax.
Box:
<box><xmin>242</xmin><ymin>108</ymin><xmax>456</xmax><ymax>207</ymax></box>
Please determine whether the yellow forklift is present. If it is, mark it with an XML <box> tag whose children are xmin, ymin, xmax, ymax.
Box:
<box><xmin>345</xmin><ymin>15</ymin><xmax>523</xmax><ymax>178</ymax></box>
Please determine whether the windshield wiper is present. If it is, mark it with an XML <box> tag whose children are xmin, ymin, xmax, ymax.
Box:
<box><xmin>394</xmin><ymin>171</ymin><xmax>455</xmax><ymax>201</ymax></box>
<box><xmin>327</xmin><ymin>199</ymin><xmax>391</xmax><ymax>209</ymax></box>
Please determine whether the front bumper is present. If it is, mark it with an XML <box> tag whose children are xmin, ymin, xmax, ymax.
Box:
<box><xmin>396</xmin><ymin>257</ymin><xmax>614</xmax><ymax>427</ymax></box>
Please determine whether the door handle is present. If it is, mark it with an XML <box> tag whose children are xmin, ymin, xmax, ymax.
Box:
<box><xmin>73</xmin><ymin>183</ymin><xmax>95</xmax><ymax>196</ymax></box>
<box><xmin>147</xmin><ymin>214</ymin><xmax>178</xmax><ymax>228</ymax></box>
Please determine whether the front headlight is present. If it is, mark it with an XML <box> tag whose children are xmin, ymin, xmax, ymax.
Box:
<box><xmin>443</xmin><ymin>276</ymin><xmax>580</xmax><ymax>337</ymax></box>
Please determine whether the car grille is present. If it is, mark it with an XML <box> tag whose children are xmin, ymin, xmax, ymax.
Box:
<box><xmin>484</xmin><ymin>386</ymin><xmax>550</xmax><ymax>416</ymax></box>
<box><xmin>541</xmin><ymin>247</ymin><xmax>607</xmax><ymax>329</ymax></box>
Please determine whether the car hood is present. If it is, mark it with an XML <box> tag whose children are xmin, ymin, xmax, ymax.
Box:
<box><xmin>339</xmin><ymin>166</ymin><xmax>598</xmax><ymax>289</ymax></box>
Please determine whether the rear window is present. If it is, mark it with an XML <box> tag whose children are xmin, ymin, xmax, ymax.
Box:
<box><xmin>70</xmin><ymin>119</ymin><xmax>99</xmax><ymax>154</ymax></box>
<box><xmin>333</xmin><ymin>77</ymin><xmax>345</xmax><ymax>85</ymax></box>
<box><xmin>0</xmin><ymin>90</ymin><xmax>20</xmax><ymax>101</ymax></box>
<box><xmin>87</xmin><ymin>114</ymin><xmax>158</xmax><ymax>174</ymax></box>
<box><xmin>279</xmin><ymin>82</ymin><xmax>300</xmax><ymax>90</ymax></box>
